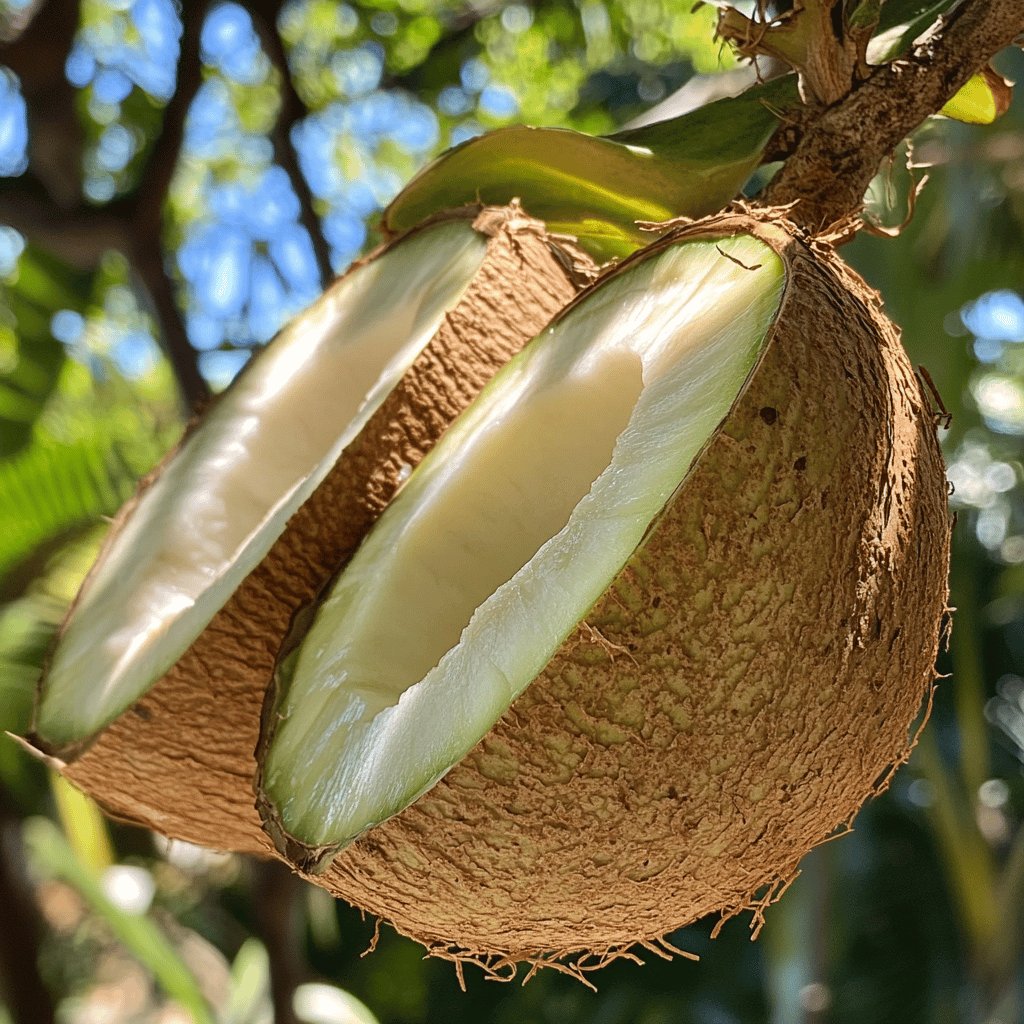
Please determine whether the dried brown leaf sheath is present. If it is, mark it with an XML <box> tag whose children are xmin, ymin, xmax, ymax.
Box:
<box><xmin>29</xmin><ymin>205</ymin><xmax>594</xmax><ymax>855</ymax></box>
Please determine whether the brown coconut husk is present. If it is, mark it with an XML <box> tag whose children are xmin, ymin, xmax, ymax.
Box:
<box><xmin>271</xmin><ymin>208</ymin><xmax>950</xmax><ymax>974</ymax></box>
<box><xmin>26</xmin><ymin>204</ymin><xmax>595</xmax><ymax>856</ymax></box>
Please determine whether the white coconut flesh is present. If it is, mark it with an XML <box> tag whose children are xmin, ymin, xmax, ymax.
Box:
<box><xmin>36</xmin><ymin>222</ymin><xmax>489</xmax><ymax>748</ymax></box>
<box><xmin>262</xmin><ymin>233</ymin><xmax>786</xmax><ymax>855</ymax></box>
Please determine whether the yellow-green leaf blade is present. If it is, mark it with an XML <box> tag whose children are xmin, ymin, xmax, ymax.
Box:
<box><xmin>940</xmin><ymin>67</ymin><xmax>1013</xmax><ymax>125</ymax></box>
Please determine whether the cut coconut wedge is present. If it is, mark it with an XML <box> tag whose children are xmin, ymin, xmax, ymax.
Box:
<box><xmin>256</xmin><ymin>211</ymin><xmax>949</xmax><ymax>968</ymax></box>
<box><xmin>259</xmin><ymin>231</ymin><xmax>786</xmax><ymax>860</ymax></box>
<box><xmin>29</xmin><ymin>206</ymin><xmax>592</xmax><ymax>853</ymax></box>
<box><xmin>35</xmin><ymin>218</ymin><xmax>487</xmax><ymax>750</ymax></box>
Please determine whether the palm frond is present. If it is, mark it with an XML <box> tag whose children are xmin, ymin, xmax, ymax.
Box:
<box><xmin>0</xmin><ymin>423</ymin><xmax>171</xmax><ymax>591</ymax></box>
<box><xmin>0</xmin><ymin>247</ymin><xmax>93</xmax><ymax>457</ymax></box>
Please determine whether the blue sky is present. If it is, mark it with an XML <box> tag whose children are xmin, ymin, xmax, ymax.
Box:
<box><xmin>0</xmin><ymin>0</ymin><xmax>465</xmax><ymax>389</ymax></box>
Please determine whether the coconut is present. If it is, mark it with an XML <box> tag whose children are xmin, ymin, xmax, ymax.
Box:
<box><xmin>26</xmin><ymin>205</ymin><xmax>594</xmax><ymax>854</ymax></box>
<box><xmin>256</xmin><ymin>209</ymin><xmax>950</xmax><ymax>975</ymax></box>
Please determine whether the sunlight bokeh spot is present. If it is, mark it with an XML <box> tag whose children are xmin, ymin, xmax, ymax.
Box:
<box><xmin>0</xmin><ymin>225</ymin><xmax>25</xmax><ymax>277</ymax></box>
<box><xmin>973</xmin><ymin>374</ymin><xmax>1024</xmax><ymax>435</ymax></box>
<box><xmin>479</xmin><ymin>84</ymin><xmax>519</xmax><ymax>119</ymax></box>
<box><xmin>112</xmin><ymin>331</ymin><xmax>161</xmax><ymax>379</ymax></box>
<box><xmin>438</xmin><ymin>85</ymin><xmax>472</xmax><ymax>116</ymax></box>
<box><xmin>67</xmin><ymin>0</ymin><xmax>181</xmax><ymax>102</ymax></box>
<box><xmin>96</xmin><ymin>123</ymin><xmax>137</xmax><ymax>172</ymax></box>
<box><xmin>192</xmin><ymin>227</ymin><xmax>251</xmax><ymax>319</ymax></box>
<box><xmin>65</xmin><ymin>46</ymin><xmax>99</xmax><ymax>89</ymax></box>
<box><xmin>92</xmin><ymin>66</ymin><xmax>134</xmax><ymax>104</ymax></box>
<box><xmin>185</xmin><ymin>312</ymin><xmax>224</xmax><ymax>352</ymax></box>
<box><xmin>962</xmin><ymin>289</ymin><xmax>1024</xmax><ymax>343</ymax></box>
<box><xmin>0</xmin><ymin>68</ymin><xmax>28</xmax><ymax>177</ymax></box>
<box><xmin>198</xmin><ymin>348</ymin><xmax>252</xmax><ymax>391</ymax></box>
<box><xmin>248</xmin><ymin>256</ymin><xmax>289</xmax><ymax>341</ymax></box>
<box><xmin>269</xmin><ymin>225</ymin><xmax>320</xmax><ymax>291</ymax></box>
<box><xmin>501</xmin><ymin>4</ymin><xmax>534</xmax><ymax>33</ymax></box>
<box><xmin>101</xmin><ymin>864</ymin><xmax>156</xmax><ymax>915</ymax></box>
<box><xmin>460</xmin><ymin>56</ymin><xmax>489</xmax><ymax>92</ymax></box>
<box><xmin>200</xmin><ymin>2</ymin><xmax>266</xmax><ymax>84</ymax></box>
<box><xmin>51</xmin><ymin>310</ymin><xmax>87</xmax><ymax>346</ymax></box>
<box><xmin>332</xmin><ymin>43</ymin><xmax>383</xmax><ymax>97</ymax></box>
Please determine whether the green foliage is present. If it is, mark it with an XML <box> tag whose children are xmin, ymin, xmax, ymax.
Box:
<box><xmin>282</xmin><ymin>0</ymin><xmax>730</xmax><ymax>132</ymax></box>
<box><xmin>870</xmin><ymin>0</ymin><xmax>961</xmax><ymax>61</ymax></box>
<box><xmin>0</xmin><ymin>247</ymin><xmax>181</xmax><ymax>592</ymax></box>
<box><xmin>0</xmin><ymin>248</ymin><xmax>88</xmax><ymax>457</ymax></box>
<box><xmin>23</xmin><ymin>816</ymin><xmax>216</xmax><ymax>1024</ymax></box>
<box><xmin>0</xmin><ymin>246</ymin><xmax>181</xmax><ymax>810</ymax></box>
<box><xmin>0</xmin><ymin>428</ymin><xmax>157</xmax><ymax>587</ymax></box>
<box><xmin>0</xmin><ymin>530</ymin><xmax>101</xmax><ymax>735</ymax></box>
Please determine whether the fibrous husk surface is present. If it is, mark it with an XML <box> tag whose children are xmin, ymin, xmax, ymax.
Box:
<box><xmin>29</xmin><ymin>205</ymin><xmax>593</xmax><ymax>855</ymax></box>
<box><xmin>300</xmin><ymin>211</ymin><xmax>950</xmax><ymax>971</ymax></box>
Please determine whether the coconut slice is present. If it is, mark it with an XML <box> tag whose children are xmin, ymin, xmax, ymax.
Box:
<box><xmin>29</xmin><ymin>206</ymin><xmax>592</xmax><ymax>853</ymax></box>
<box><xmin>260</xmin><ymin>230</ymin><xmax>786</xmax><ymax>856</ymax></box>
<box><xmin>36</xmin><ymin>218</ymin><xmax>486</xmax><ymax>750</ymax></box>
<box><xmin>257</xmin><ymin>211</ymin><xmax>949</xmax><ymax>969</ymax></box>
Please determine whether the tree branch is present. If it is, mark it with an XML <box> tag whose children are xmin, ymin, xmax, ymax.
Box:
<box><xmin>0</xmin><ymin>0</ymin><xmax>82</xmax><ymax>207</ymax></box>
<box><xmin>118</xmin><ymin>0</ymin><xmax>211</xmax><ymax>410</ymax></box>
<box><xmin>0</xmin><ymin>175</ymin><xmax>131</xmax><ymax>266</ymax></box>
<box><xmin>718</xmin><ymin>0</ymin><xmax>864</xmax><ymax>106</ymax></box>
<box><xmin>249</xmin><ymin>4</ymin><xmax>333</xmax><ymax>286</ymax></box>
<box><xmin>762</xmin><ymin>0</ymin><xmax>1024</xmax><ymax>232</ymax></box>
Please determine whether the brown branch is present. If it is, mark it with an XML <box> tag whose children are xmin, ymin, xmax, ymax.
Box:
<box><xmin>249</xmin><ymin>4</ymin><xmax>333</xmax><ymax>285</ymax></box>
<box><xmin>0</xmin><ymin>175</ymin><xmax>131</xmax><ymax>266</ymax></box>
<box><xmin>0</xmin><ymin>0</ymin><xmax>82</xmax><ymax>206</ymax></box>
<box><xmin>718</xmin><ymin>0</ymin><xmax>863</xmax><ymax>106</ymax></box>
<box><xmin>118</xmin><ymin>0</ymin><xmax>211</xmax><ymax>410</ymax></box>
<box><xmin>762</xmin><ymin>0</ymin><xmax>1024</xmax><ymax>233</ymax></box>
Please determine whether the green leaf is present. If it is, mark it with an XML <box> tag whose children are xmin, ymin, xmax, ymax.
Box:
<box><xmin>869</xmin><ymin>0</ymin><xmax>958</xmax><ymax>62</ymax></box>
<box><xmin>848</xmin><ymin>0</ymin><xmax>884</xmax><ymax>32</ymax></box>
<box><xmin>22</xmin><ymin>816</ymin><xmax>216</xmax><ymax>1024</ymax></box>
<box><xmin>940</xmin><ymin>67</ymin><xmax>1013</xmax><ymax>125</ymax></box>
<box><xmin>0</xmin><ymin>247</ymin><xmax>92</xmax><ymax>458</ymax></box>
<box><xmin>384</xmin><ymin>76</ymin><xmax>799</xmax><ymax>260</ymax></box>
<box><xmin>51</xmin><ymin>772</ymin><xmax>116</xmax><ymax>874</ymax></box>
<box><xmin>226</xmin><ymin>940</ymin><xmax>272</xmax><ymax>1024</ymax></box>
<box><xmin>0</xmin><ymin>428</ymin><xmax>162</xmax><ymax>588</ymax></box>
<box><xmin>0</xmin><ymin>598</ymin><xmax>58</xmax><ymax>807</ymax></box>
<box><xmin>0</xmin><ymin>594</ymin><xmax>59</xmax><ymax>737</ymax></box>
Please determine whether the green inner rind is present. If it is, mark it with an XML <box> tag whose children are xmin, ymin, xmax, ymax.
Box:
<box><xmin>263</xmin><ymin>234</ymin><xmax>786</xmax><ymax>852</ymax></box>
<box><xmin>36</xmin><ymin>222</ymin><xmax>489</xmax><ymax>748</ymax></box>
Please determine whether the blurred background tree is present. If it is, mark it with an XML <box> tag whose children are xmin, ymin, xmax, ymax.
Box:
<box><xmin>0</xmin><ymin>1</ymin><xmax>1023</xmax><ymax>1022</ymax></box>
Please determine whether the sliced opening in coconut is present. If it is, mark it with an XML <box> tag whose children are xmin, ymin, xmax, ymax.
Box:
<box><xmin>260</xmin><ymin>233</ymin><xmax>787</xmax><ymax>861</ymax></box>
<box><xmin>36</xmin><ymin>221</ymin><xmax>490</xmax><ymax>748</ymax></box>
